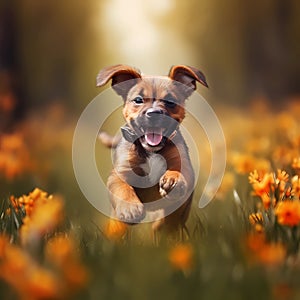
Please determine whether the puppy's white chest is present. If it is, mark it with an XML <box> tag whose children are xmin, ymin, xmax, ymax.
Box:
<box><xmin>140</xmin><ymin>153</ymin><xmax>167</xmax><ymax>185</ymax></box>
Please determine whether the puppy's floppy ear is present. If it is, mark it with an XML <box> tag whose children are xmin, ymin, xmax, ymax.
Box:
<box><xmin>168</xmin><ymin>65</ymin><xmax>208</xmax><ymax>94</ymax></box>
<box><xmin>96</xmin><ymin>64</ymin><xmax>142</xmax><ymax>99</ymax></box>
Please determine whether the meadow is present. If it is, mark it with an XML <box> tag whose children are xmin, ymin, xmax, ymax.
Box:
<box><xmin>0</xmin><ymin>97</ymin><xmax>300</xmax><ymax>300</ymax></box>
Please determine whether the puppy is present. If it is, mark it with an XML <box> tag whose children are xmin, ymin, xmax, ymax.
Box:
<box><xmin>97</xmin><ymin>65</ymin><xmax>208</xmax><ymax>234</ymax></box>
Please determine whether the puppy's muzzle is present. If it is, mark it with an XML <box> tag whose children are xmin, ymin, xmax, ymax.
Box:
<box><xmin>143</xmin><ymin>108</ymin><xmax>175</xmax><ymax>147</ymax></box>
<box><xmin>145</xmin><ymin>108</ymin><xmax>164</xmax><ymax>118</ymax></box>
<box><xmin>144</xmin><ymin>107</ymin><xmax>170</xmax><ymax>129</ymax></box>
<box><xmin>121</xmin><ymin>109</ymin><xmax>179</xmax><ymax>150</ymax></box>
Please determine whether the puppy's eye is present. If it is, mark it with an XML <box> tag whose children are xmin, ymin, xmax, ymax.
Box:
<box><xmin>164</xmin><ymin>99</ymin><xmax>177</xmax><ymax>108</ymax></box>
<box><xmin>132</xmin><ymin>96</ymin><xmax>144</xmax><ymax>105</ymax></box>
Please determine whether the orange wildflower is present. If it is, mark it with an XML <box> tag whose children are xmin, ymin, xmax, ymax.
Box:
<box><xmin>291</xmin><ymin>175</ymin><xmax>300</xmax><ymax>199</ymax></box>
<box><xmin>249</xmin><ymin>170</ymin><xmax>291</xmax><ymax>208</ymax></box>
<box><xmin>0</xmin><ymin>133</ymin><xmax>33</xmax><ymax>180</ymax></box>
<box><xmin>257</xmin><ymin>242</ymin><xmax>286</xmax><ymax>266</ymax></box>
<box><xmin>248</xmin><ymin>169</ymin><xmax>260</xmax><ymax>184</ymax></box>
<box><xmin>292</xmin><ymin>157</ymin><xmax>300</xmax><ymax>170</ymax></box>
<box><xmin>24</xmin><ymin>268</ymin><xmax>59</xmax><ymax>300</ymax></box>
<box><xmin>284</xmin><ymin>186</ymin><xmax>293</xmax><ymax>198</ymax></box>
<box><xmin>104</xmin><ymin>219</ymin><xmax>128</xmax><ymax>241</ymax></box>
<box><xmin>248</xmin><ymin>211</ymin><xmax>265</xmax><ymax>233</ymax></box>
<box><xmin>276</xmin><ymin>112</ymin><xmax>296</xmax><ymax>131</ymax></box>
<box><xmin>252</xmin><ymin>172</ymin><xmax>274</xmax><ymax>196</ymax></box>
<box><xmin>17</xmin><ymin>188</ymin><xmax>50</xmax><ymax>216</ymax></box>
<box><xmin>245</xmin><ymin>137</ymin><xmax>270</xmax><ymax>155</ymax></box>
<box><xmin>275</xmin><ymin>200</ymin><xmax>300</xmax><ymax>227</ymax></box>
<box><xmin>45</xmin><ymin>235</ymin><xmax>88</xmax><ymax>294</ymax></box>
<box><xmin>46</xmin><ymin>235</ymin><xmax>76</xmax><ymax>264</ymax></box>
<box><xmin>249</xmin><ymin>171</ymin><xmax>274</xmax><ymax>196</ymax></box>
<box><xmin>0</xmin><ymin>235</ymin><xmax>59</xmax><ymax>300</ymax></box>
<box><xmin>262</xmin><ymin>193</ymin><xmax>272</xmax><ymax>209</ymax></box>
<box><xmin>276</xmin><ymin>169</ymin><xmax>289</xmax><ymax>183</ymax></box>
<box><xmin>20</xmin><ymin>195</ymin><xmax>64</xmax><ymax>246</ymax></box>
<box><xmin>254</xmin><ymin>223</ymin><xmax>264</xmax><ymax>234</ymax></box>
<box><xmin>246</xmin><ymin>233</ymin><xmax>286</xmax><ymax>267</ymax></box>
<box><xmin>230</xmin><ymin>153</ymin><xmax>252</xmax><ymax>174</ymax></box>
<box><xmin>272</xmin><ymin>145</ymin><xmax>297</xmax><ymax>168</ymax></box>
<box><xmin>169</xmin><ymin>243</ymin><xmax>194</xmax><ymax>272</ymax></box>
<box><xmin>272</xmin><ymin>283</ymin><xmax>293</xmax><ymax>300</ymax></box>
<box><xmin>246</xmin><ymin>233</ymin><xmax>266</xmax><ymax>253</ymax></box>
<box><xmin>249</xmin><ymin>212</ymin><xmax>263</xmax><ymax>226</ymax></box>
<box><xmin>276</xmin><ymin>169</ymin><xmax>289</xmax><ymax>195</ymax></box>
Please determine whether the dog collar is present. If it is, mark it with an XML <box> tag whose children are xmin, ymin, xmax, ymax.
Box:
<box><xmin>121</xmin><ymin>126</ymin><xmax>138</xmax><ymax>143</ymax></box>
<box><xmin>121</xmin><ymin>126</ymin><xmax>177</xmax><ymax>144</ymax></box>
<box><xmin>168</xmin><ymin>130</ymin><xmax>177</xmax><ymax>141</ymax></box>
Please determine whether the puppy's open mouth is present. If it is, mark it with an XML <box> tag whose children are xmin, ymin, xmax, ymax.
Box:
<box><xmin>144</xmin><ymin>128</ymin><xmax>163</xmax><ymax>147</ymax></box>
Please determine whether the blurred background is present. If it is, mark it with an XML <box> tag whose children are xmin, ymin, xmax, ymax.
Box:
<box><xmin>0</xmin><ymin>0</ymin><xmax>299</xmax><ymax>217</ymax></box>
<box><xmin>1</xmin><ymin>0</ymin><xmax>299</xmax><ymax>113</ymax></box>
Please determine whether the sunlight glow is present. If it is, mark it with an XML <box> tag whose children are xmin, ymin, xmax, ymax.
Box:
<box><xmin>100</xmin><ymin>0</ymin><xmax>194</xmax><ymax>73</ymax></box>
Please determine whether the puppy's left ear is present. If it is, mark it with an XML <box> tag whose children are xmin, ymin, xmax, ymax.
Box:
<box><xmin>169</xmin><ymin>65</ymin><xmax>208</xmax><ymax>93</ymax></box>
<box><xmin>96</xmin><ymin>64</ymin><xmax>142</xmax><ymax>100</ymax></box>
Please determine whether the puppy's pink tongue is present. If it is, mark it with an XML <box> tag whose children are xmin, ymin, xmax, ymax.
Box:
<box><xmin>145</xmin><ymin>128</ymin><xmax>163</xmax><ymax>146</ymax></box>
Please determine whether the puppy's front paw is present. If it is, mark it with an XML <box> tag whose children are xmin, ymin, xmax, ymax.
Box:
<box><xmin>115</xmin><ymin>201</ymin><xmax>145</xmax><ymax>223</ymax></box>
<box><xmin>159</xmin><ymin>171</ymin><xmax>187</xmax><ymax>199</ymax></box>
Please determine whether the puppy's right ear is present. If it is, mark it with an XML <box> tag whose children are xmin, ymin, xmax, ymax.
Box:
<box><xmin>96</xmin><ymin>64</ymin><xmax>142</xmax><ymax>99</ymax></box>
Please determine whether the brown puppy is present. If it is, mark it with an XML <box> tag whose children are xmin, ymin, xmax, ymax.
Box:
<box><xmin>97</xmin><ymin>65</ymin><xmax>208</xmax><ymax>234</ymax></box>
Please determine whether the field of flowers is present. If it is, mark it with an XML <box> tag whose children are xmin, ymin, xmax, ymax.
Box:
<box><xmin>0</xmin><ymin>97</ymin><xmax>300</xmax><ymax>300</ymax></box>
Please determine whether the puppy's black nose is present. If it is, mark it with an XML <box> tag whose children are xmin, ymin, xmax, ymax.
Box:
<box><xmin>146</xmin><ymin>108</ymin><xmax>164</xmax><ymax>118</ymax></box>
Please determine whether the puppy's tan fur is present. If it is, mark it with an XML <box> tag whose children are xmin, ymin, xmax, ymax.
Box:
<box><xmin>97</xmin><ymin>65</ymin><xmax>208</xmax><ymax>235</ymax></box>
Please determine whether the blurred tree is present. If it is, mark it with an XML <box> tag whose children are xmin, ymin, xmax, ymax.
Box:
<box><xmin>169</xmin><ymin>0</ymin><xmax>300</xmax><ymax>104</ymax></box>
<box><xmin>15</xmin><ymin>0</ymin><xmax>106</xmax><ymax>111</ymax></box>
<box><xmin>1</xmin><ymin>0</ymin><xmax>107</xmax><ymax>114</ymax></box>
<box><xmin>241</xmin><ymin>0</ymin><xmax>300</xmax><ymax>101</ymax></box>
<box><xmin>0</xmin><ymin>0</ymin><xmax>22</xmax><ymax>128</ymax></box>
